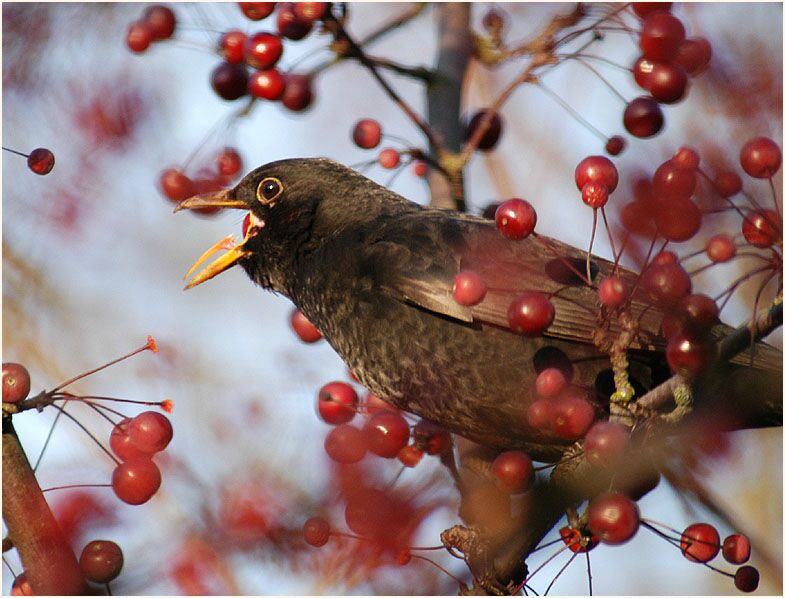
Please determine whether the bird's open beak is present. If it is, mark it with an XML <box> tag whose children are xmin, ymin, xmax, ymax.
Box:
<box><xmin>176</xmin><ymin>189</ymin><xmax>256</xmax><ymax>290</ymax></box>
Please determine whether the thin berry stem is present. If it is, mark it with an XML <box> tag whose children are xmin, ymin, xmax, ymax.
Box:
<box><xmin>410</xmin><ymin>554</ymin><xmax>465</xmax><ymax>586</ymax></box>
<box><xmin>601</xmin><ymin>207</ymin><xmax>620</xmax><ymax>270</ymax></box>
<box><xmin>531</xmin><ymin>233</ymin><xmax>594</xmax><ymax>286</ymax></box>
<box><xmin>587</xmin><ymin>208</ymin><xmax>599</xmax><ymax>282</ymax></box>
<box><xmin>768</xmin><ymin>176</ymin><xmax>782</xmax><ymax>217</ymax></box>
<box><xmin>32</xmin><ymin>406</ymin><xmax>64</xmax><ymax>474</ymax></box>
<box><xmin>50</xmin><ymin>405</ymin><xmax>120</xmax><ymax>466</ymax></box>
<box><xmin>514</xmin><ymin>542</ymin><xmax>572</xmax><ymax>593</ymax></box>
<box><xmin>536</xmin><ymin>81</ymin><xmax>609</xmax><ymax>144</ymax></box>
<box><xmin>544</xmin><ymin>550</ymin><xmax>577</xmax><ymax>595</ymax></box>
<box><xmin>51</xmin><ymin>341</ymin><xmax>154</xmax><ymax>392</ymax></box>
<box><xmin>585</xmin><ymin>551</ymin><xmax>593</xmax><ymax>596</ymax></box>
<box><xmin>2</xmin><ymin>146</ymin><xmax>29</xmax><ymax>158</ymax></box>
<box><xmin>42</xmin><ymin>483</ymin><xmax>112</xmax><ymax>493</ymax></box>
<box><xmin>568</xmin><ymin>56</ymin><xmax>628</xmax><ymax>103</ymax></box>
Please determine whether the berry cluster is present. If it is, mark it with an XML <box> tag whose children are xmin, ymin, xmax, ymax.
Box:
<box><xmin>210</xmin><ymin>3</ymin><xmax>321</xmax><ymax>109</ymax></box>
<box><xmin>625</xmin><ymin>5</ymin><xmax>712</xmax><ymax>138</ymax></box>
<box><xmin>316</xmin><ymin>379</ymin><xmax>449</xmax><ymax>469</ymax></box>
<box><xmin>158</xmin><ymin>146</ymin><xmax>244</xmax><ymax>214</ymax></box>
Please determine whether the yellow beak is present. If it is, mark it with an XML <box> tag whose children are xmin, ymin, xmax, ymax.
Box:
<box><xmin>176</xmin><ymin>189</ymin><xmax>254</xmax><ymax>289</ymax></box>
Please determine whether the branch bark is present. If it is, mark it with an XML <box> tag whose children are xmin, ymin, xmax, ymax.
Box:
<box><xmin>2</xmin><ymin>418</ymin><xmax>86</xmax><ymax>595</ymax></box>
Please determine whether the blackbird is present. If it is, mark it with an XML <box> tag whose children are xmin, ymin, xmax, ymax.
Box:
<box><xmin>176</xmin><ymin>158</ymin><xmax>780</xmax><ymax>461</ymax></box>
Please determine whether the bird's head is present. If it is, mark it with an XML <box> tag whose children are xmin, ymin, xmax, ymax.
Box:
<box><xmin>176</xmin><ymin>157</ymin><xmax>408</xmax><ymax>292</ymax></box>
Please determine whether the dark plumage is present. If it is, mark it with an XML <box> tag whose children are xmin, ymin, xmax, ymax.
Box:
<box><xmin>177</xmin><ymin>158</ymin><xmax>781</xmax><ymax>460</ymax></box>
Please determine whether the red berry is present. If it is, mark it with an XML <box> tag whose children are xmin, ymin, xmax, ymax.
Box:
<box><xmin>293</xmin><ymin>2</ymin><xmax>327</xmax><ymax>22</ymax></box>
<box><xmin>110</xmin><ymin>418</ymin><xmax>152</xmax><ymax>461</ymax></box>
<box><xmin>2</xmin><ymin>363</ymin><xmax>30</xmax><ymax>404</ymax></box>
<box><xmin>159</xmin><ymin>168</ymin><xmax>194</xmax><ymax>203</ymax></box>
<box><xmin>675</xmin><ymin>37</ymin><xmax>712</xmax><ymax>76</ymax></box>
<box><xmin>647</xmin><ymin>61</ymin><xmax>688</xmax><ymax>103</ymax></box>
<box><xmin>363</xmin><ymin>411</ymin><xmax>410</xmax><ymax>458</ymax></box>
<box><xmin>706</xmin><ymin>234</ymin><xmax>736</xmax><ymax>263</ymax></box>
<box><xmin>412</xmin><ymin>419</ymin><xmax>450</xmax><ymax>455</ymax></box>
<box><xmin>210</xmin><ymin>62</ymin><xmax>249</xmax><ymax>101</ymax></box>
<box><xmin>126</xmin><ymin>21</ymin><xmax>153</xmax><ymax>53</ymax></box>
<box><xmin>653</xmin><ymin>160</ymin><xmax>697</xmax><ymax>199</ymax></box>
<box><xmin>111</xmin><ymin>458</ymin><xmax>161</xmax><ymax>505</ymax></box>
<box><xmin>248</xmin><ymin>68</ymin><xmax>285</xmax><ymax>100</ymax></box>
<box><xmin>653</xmin><ymin>250</ymin><xmax>678</xmax><ymax>266</ymax></box>
<box><xmin>324</xmin><ymin>424</ymin><xmax>366</xmax><ymax>463</ymax></box>
<box><xmin>677</xmin><ymin>294</ymin><xmax>719</xmax><ymax>332</ymax></box>
<box><xmin>535</xmin><ymin>368</ymin><xmax>567</xmax><ymax>399</ymax></box>
<box><xmin>317</xmin><ymin>381</ymin><xmax>359</xmax><ymax>425</ymax></box>
<box><xmin>632</xmin><ymin>56</ymin><xmax>655</xmax><ymax>89</ymax></box>
<box><xmin>352</xmin><ymin>119</ymin><xmax>382</xmax><ymax>149</ymax></box>
<box><xmin>507</xmin><ymin>292</ymin><xmax>555</xmax><ymax>336</ymax></box>
<box><xmin>742</xmin><ymin>209</ymin><xmax>781</xmax><ymax>247</ymax></box>
<box><xmin>397</xmin><ymin>444</ymin><xmax>424</xmax><ymax>467</ymax></box>
<box><xmin>281</xmin><ymin>73</ymin><xmax>313</xmax><ymax>112</ymax></box>
<box><xmin>412</xmin><ymin>161</ymin><xmax>428</xmax><ymax>177</ymax></box>
<box><xmin>680</xmin><ymin>523</ymin><xmax>720</xmax><ymax>563</ymax></box>
<box><xmin>526</xmin><ymin>399</ymin><xmax>553</xmax><ymax>429</ymax></box>
<box><xmin>643</xmin><ymin>262</ymin><xmax>692</xmax><ymax>307</ymax></box>
<box><xmin>495</xmin><ymin>198</ymin><xmax>537</xmax><ymax>240</ymax></box>
<box><xmin>239</xmin><ymin>2</ymin><xmax>276</xmax><ymax>20</ymax></box>
<box><xmin>464</xmin><ymin>110</ymin><xmax>503</xmax><ymax>151</ymax></box>
<box><xmin>363</xmin><ymin>392</ymin><xmax>398</xmax><ymax>415</ymax></box>
<box><xmin>587</xmin><ymin>492</ymin><xmax>640</xmax><ymax>545</ymax></box>
<box><xmin>621</xmin><ymin>200</ymin><xmax>656</xmax><ymax>236</ymax></box>
<box><xmin>289</xmin><ymin>308</ymin><xmax>322</xmax><ymax>342</ymax></box>
<box><xmin>378</xmin><ymin>148</ymin><xmax>400</xmax><ymax>169</ymax></box>
<box><xmin>583</xmin><ymin>421</ymin><xmax>629</xmax><ymax>468</ymax></box>
<box><xmin>672</xmin><ymin>146</ymin><xmax>700</xmax><ymax>170</ymax></box>
<box><xmin>559</xmin><ymin>526</ymin><xmax>599</xmax><ymax>553</ymax></box>
<box><xmin>551</xmin><ymin>394</ymin><xmax>595</xmax><ymax>439</ymax></box>
<box><xmin>581</xmin><ymin>182</ymin><xmax>609</xmax><ymax>208</ymax></box>
<box><xmin>734</xmin><ymin>566</ymin><xmax>760</xmax><ymax>593</ymax></box>
<box><xmin>598</xmin><ymin>276</ymin><xmax>629</xmax><ymax>308</ymax></box>
<box><xmin>276</xmin><ymin>3</ymin><xmax>312</xmax><ymax>40</ymax></box>
<box><xmin>303</xmin><ymin>516</ymin><xmax>330</xmax><ymax>547</ymax></box>
<box><xmin>722</xmin><ymin>534</ymin><xmax>751</xmax><ymax>564</ymax></box>
<box><xmin>575</xmin><ymin>155</ymin><xmax>619</xmax><ymax>193</ymax></box>
<box><xmin>129</xmin><ymin>411</ymin><xmax>173</xmax><ymax>453</ymax></box>
<box><xmin>605</xmin><ymin>135</ymin><xmax>625</xmax><ymax>156</ymax></box>
<box><xmin>632</xmin><ymin>3</ymin><xmax>672</xmax><ymax>18</ymax></box>
<box><xmin>243</xmin><ymin>32</ymin><xmax>283</xmax><ymax>69</ymax></box>
<box><xmin>79</xmin><ymin>540</ymin><xmax>123</xmax><ymax>584</ymax></box>
<box><xmin>452</xmin><ymin>270</ymin><xmax>487</xmax><ymax>306</ymax></box>
<box><xmin>666</xmin><ymin>333</ymin><xmax>717</xmax><ymax>376</ymax></box>
<box><xmin>26</xmin><ymin>147</ymin><xmax>55</xmax><ymax>175</ymax></box>
<box><xmin>655</xmin><ymin>198</ymin><xmax>702</xmax><ymax>242</ymax></box>
<box><xmin>640</xmin><ymin>11</ymin><xmax>685</xmax><ymax>61</ymax></box>
<box><xmin>491</xmin><ymin>450</ymin><xmax>534</xmax><ymax>494</ymax></box>
<box><xmin>143</xmin><ymin>5</ymin><xmax>176</xmax><ymax>40</ymax></box>
<box><xmin>217</xmin><ymin>148</ymin><xmax>243</xmax><ymax>177</ymax></box>
<box><xmin>624</xmin><ymin>96</ymin><xmax>664</xmax><ymax>138</ymax></box>
<box><xmin>713</xmin><ymin>170</ymin><xmax>742</xmax><ymax>197</ymax></box>
<box><xmin>740</xmin><ymin>136</ymin><xmax>782</xmax><ymax>178</ymax></box>
<box><xmin>218</xmin><ymin>30</ymin><xmax>247</xmax><ymax>64</ymax></box>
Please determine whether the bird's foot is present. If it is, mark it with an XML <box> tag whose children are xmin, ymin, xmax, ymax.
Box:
<box><xmin>660</xmin><ymin>382</ymin><xmax>693</xmax><ymax>423</ymax></box>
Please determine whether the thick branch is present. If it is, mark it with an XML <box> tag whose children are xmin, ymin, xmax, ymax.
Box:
<box><xmin>426</xmin><ymin>3</ymin><xmax>472</xmax><ymax>210</ymax></box>
<box><xmin>2</xmin><ymin>419</ymin><xmax>86</xmax><ymax>595</ymax></box>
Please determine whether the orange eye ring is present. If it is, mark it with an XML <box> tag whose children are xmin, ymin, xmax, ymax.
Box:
<box><xmin>257</xmin><ymin>177</ymin><xmax>283</xmax><ymax>205</ymax></box>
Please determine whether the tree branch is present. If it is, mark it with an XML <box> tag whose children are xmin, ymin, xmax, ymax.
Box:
<box><xmin>2</xmin><ymin>418</ymin><xmax>85</xmax><ymax>595</ymax></box>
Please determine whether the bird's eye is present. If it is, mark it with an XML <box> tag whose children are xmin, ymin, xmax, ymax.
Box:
<box><xmin>257</xmin><ymin>177</ymin><xmax>283</xmax><ymax>205</ymax></box>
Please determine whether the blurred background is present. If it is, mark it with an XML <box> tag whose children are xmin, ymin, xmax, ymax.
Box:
<box><xmin>2</xmin><ymin>3</ymin><xmax>782</xmax><ymax>594</ymax></box>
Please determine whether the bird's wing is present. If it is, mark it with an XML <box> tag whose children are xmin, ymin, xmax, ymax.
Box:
<box><xmin>363</xmin><ymin>210</ymin><xmax>781</xmax><ymax>371</ymax></box>
<box><xmin>363</xmin><ymin>210</ymin><xmax>661</xmax><ymax>350</ymax></box>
